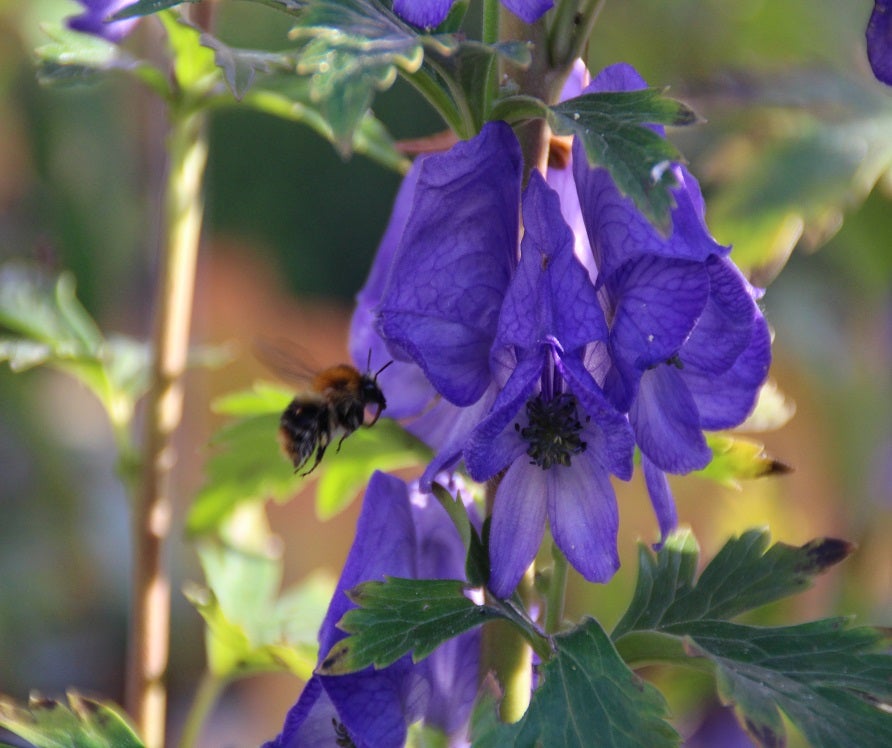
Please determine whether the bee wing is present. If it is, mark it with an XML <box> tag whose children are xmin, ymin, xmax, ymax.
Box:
<box><xmin>253</xmin><ymin>337</ymin><xmax>321</xmax><ymax>388</ymax></box>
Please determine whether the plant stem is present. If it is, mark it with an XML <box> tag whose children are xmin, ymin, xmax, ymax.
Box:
<box><xmin>544</xmin><ymin>542</ymin><xmax>569</xmax><ymax>634</ymax></box>
<box><xmin>483</xmin><ymin>566</ymin><xmax>537</xmax><ymax>723</ymax></box>
<box><xmin>177</xmin><ymin>671</ymin><xmax>226</xmax><ymax>748</ymax></box>
<box><xmin>126</xmin><ymin>105</ymin><xmax>207</xmax><ymax>748</ymax></box>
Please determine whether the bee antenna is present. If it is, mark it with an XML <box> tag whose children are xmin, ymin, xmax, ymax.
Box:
<box><xmin>374</xmin><ymin>359</ymin><xmax>394</xmax><ymax>379</ymax></box>
<box><xmin>366</xmin><ymin>348</ymin><xmax>373</xmax><ymax>373</ymax></box>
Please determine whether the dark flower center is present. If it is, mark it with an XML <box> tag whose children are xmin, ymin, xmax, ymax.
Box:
<box><xmin>516</xmin><ymin>393</ymin><xmax>588</xmax><ymax>469</ymax></box>
<box><xmin>332</xmin><ymin>718</ymin><xmax>355</xmax><ymax>748</ymax></box>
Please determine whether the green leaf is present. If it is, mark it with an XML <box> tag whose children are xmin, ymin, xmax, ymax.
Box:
<box><xmin>318</xmin><ymin>578</ymin><xmax>502</xmax><ymax>675</ymax></box>
<box><xmin>550</xmin><ymin>90</ymin><xmax>699</xmax><ymax>230</ymax></box>
<box><xmin>288</xmin><ymin>0</ymin><xmax>458</xmax><ymax>154</ymax></box>
<box><xmin>610</xmin><ymin>529</ymin><xmax>892</xmax><ymax>746</ymax></box>
<box><xmin>478</xmin><ymin>619</ymin><xmax>678</xmax><ymax>748</ymax></box>
<box><xmin>240</xmin><ymin>81</ymin><xmax>410</xmax><ymax>172</ymax></box>
<box><xmin>185</xmin><ymin>534</ymin><xmax>333</xmax><ymax>679</ymax></box>
<box><xmin>0</xmin><ymin>266</ymin><xmax>150</xmax><ymax>427</ymax></box>
<box><xmin>681</xmin><ymin>619</ymin><xmax>892</xmax><ymax>748</ymax></box>
<box><xmin>0</xmin><ymin>692</ymin><xmax>144</xmax><ymax>748</ymax></box>
<box><xmin>696</xmin><ymin>433</ymin><xmax>791</xmax><ymax>489</ymax></box>
<box><xmin>700</xmin><ymin>70</ymin><xmax>892</xmax><ymax>285</ymax></box>
<box><xmin>612</xmin><ymin>529</ymin><xmax>854</xmax><ymax>640</ymax></box>
<box><xmin>35</xmin><ymin>23</ymin><xmax>169</xmax><ymax>95</ymax></box>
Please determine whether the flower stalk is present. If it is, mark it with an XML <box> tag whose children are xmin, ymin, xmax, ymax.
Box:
<box><xmin>126</xmin><ymin>104</ymin><xmax>208</xmax><ymax>748</ymax></box>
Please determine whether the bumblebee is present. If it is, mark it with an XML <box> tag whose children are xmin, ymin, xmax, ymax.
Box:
<box><xmin>275</xmin><ymin>359</ymin><xmax>391</xmax><ymax>475</ymax></box>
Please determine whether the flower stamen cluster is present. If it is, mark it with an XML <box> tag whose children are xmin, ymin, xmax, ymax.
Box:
<box><xmin>518</xmin><ymin>393</ymin><xmax>588</xmax><ymax>469</ymax></box>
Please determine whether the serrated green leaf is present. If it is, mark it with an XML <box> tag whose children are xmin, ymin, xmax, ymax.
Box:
<box><xmin>550</xmin><ymin>90</ymin><xmax>699</xmax><ymax>230</ymax></box>
<box><xmin>680</xmin><ymin>619</ymin><xmax>892</xmax><ymax>748</ymax></box>
<box><xmin>0</xmin><ymin>692</ymin><xmax>143</xmax><ymax>748</ymax></box>
<box><xmin>613</xmin><ymin>529</ymin><xmax>854</xmax><ymax>640</ymax></box>
<box><xmin>610</xmin><ymin>530</ymin><xmax>891</xmax><ymax>746</ymax></box>
<box><xmin>288</xmin><ymin>0</ymin><xmax>458</xmax><ymax>154</ymax></box>
<box><xmin>697</xmin><ymin>434</ymin><xmax>791</xmax><ymax>489</ymax></box>
<box><xmin>318</xmin><ymin>577</ymin><xmax>502</xmax><ymax>675</ymax></box>
<box><xmin>480</xmin><ymin>618</ymin><xmax>678</xmax><ymax>748</ymax></box>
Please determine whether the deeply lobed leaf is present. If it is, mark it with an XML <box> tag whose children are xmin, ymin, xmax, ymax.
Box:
<box><xmin>550</xmin><ymin>89</ymin><xmax>699</xmax><ymax>230</ymax></box>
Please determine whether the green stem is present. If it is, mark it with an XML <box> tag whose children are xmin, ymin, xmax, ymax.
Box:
<box><xmin>403</xmin><ymin>66</ymin><xmax>472</xmax><ymax>138</ymax></box>
<box><xmin>562</xmin><ymin>0</ymin><xmax>608</xmax><ymax>65</ymax></box>
<box><xmin>125</xmin><ymin>104</ymin><xmax>208</xmax><ymax>748</ymax></box>
<box><xmin>482</xmin><ymin>0</ymin><xmax>500</xmax><ymax>45</ymax></box>
<box><xmin>177</xmin><ymin>671</ymin><xmax>226</xmax><ymax>748</ymax></box>
<box><xmin>544</xmin><ymin>542</ymin><xmax>569</xmax><ymax>634</ymax></box>
<box><xmin>483</xmin><ymin>567</ymin><xmax>539</xmax><ymax>723</ymax></box>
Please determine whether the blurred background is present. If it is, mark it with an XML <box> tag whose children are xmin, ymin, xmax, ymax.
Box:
<box><xmin>0</xmin><ymin>1</ymin><xmax>889</xmax><ymax>745</ymax></box>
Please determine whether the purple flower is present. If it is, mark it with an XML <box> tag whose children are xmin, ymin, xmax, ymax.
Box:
<box><xmin>393</xmin><ymin>0</ymin><xmax>553</xmax><ymax>28</ymax></box>
<box><xmin>465</xmin><ymin>171</ymin><xmax>634</xmax><ymax>596</ymax></box>
<box><xmin>263</xmin><ymin>472</ymin><xmax>478</xmax><ymax>748</ymax></box>
<box><xmin>67</xmin><ymin>0</ymin><xmax>139</xmax><ymax>43</ymax></box>
<box><xmin>867</xmin><ymin>1</ymin><xmax>892</xmax><ymax>85</ymax></box>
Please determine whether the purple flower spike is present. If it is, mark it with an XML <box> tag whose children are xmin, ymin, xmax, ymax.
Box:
<box><xmin>867</xmin><ymin>1</ymin><xmax>892</xmax><ymax>85</ymax></box>
<box><xmin>67</xmin><ymin>1</ymin><xmax>139</xmax><ymax>43</ymax></box>
<box><xmin>264</xmin><ymin>472</ymin><xmax>478</xmax><ymax>748</ymax></box>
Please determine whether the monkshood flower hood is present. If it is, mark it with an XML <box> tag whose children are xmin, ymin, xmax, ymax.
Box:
<box><xmin>352</xmin><ymin>62</ymin><xmax>771</xmax><ymax>598</ymax></box>
<box><xmin>263</xmin><ymin>472</ymin><xmax>478</xmax><ymax>748</ymax></box>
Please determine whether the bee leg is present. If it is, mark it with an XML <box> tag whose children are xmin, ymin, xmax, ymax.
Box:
<box><xmin>300</xmin><ymin>442</ymin><xmax>327</xmax><ymax>476</ymax></box>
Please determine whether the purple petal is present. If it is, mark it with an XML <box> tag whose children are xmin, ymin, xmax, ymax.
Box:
<box><xmin>420</xmin><ymin>628</ymin><xmax>480</xmax><ymax>736</ymax></box>
<box><xmin>414</xmin><ymin>382</ymin><xmax>501</xmax><ymax>489</ymax></box>
<box><xmin>497</xmin><ymin>171</ymin><xmax>607</xmax><ymax>353</ymax></box>
<box><xmin>263</xmin><ymin>676</ymin><xmax>340</xmax><ymax>748</ymax></box>
<box><xmin>681</xmin><ymin>256</ymin><xmax>756</xmax><ymax>376</ymax></box>
<box><xmin>489</xmin><ymin>460</ymin><xmax>549</xmax><ymax>598</ymax></box>
<box><xmin>322</xmin><ymin>664</ymin><xmax>422</xmax><ymax>748</ymax></box>
<box><xmin>867</xmin><ymin>1</ymin><xmax>892</xmax><ymax>85</ymax></box>
<box><xmin>574</xmin><ymin>159</ymin><xmax>729</xmax><ymax>277</ymax></box>
<box><xmin>377</xmin><ymin>122</ymin><xmax>522</xmax><ymax>406</ymax></box>
<box><xmin>547</xmin><ymin>439</ymin><xmax>620</xmax><ymax>584</ymax></box>
<box><xmin>557</xmin><ymin>354</ymin><xmax>635</xmax><ymax>480</ymax></box>
<box><xmin>631</xmin><ymin>365</ymin><xmax>711</xmax><ymax>473</ymax></box>
<box><xmin>604</xmin><ymin>256</ymin><xmax>710</xmax><ymax>410</ymax></box>
<box><xmin>608</xmin><ymin>256</ymin><xmax>710</xmax><ymax>368</ymax></box>
<box><xmin>392</xmin><ymin>0</ymin><xmax>454</xmax><ymax>27</ymax></box>
<box><xmin>350</xmin><ymin>160</ymin><xmax>436</xmax><ymax>419</ymax></box>
<box><xmin>501</xmin><ymin>0</ymin><xmax>555</xmax><ymax>24</ymax></box>
<box><xmin>319</xmin><ymin>472</ymin><xmax>416</xmax><ymax>653</ymax></box>
<box><xmin>67</xmin><ymin>0</ymin><xmax>139</xmax><ymax>42</ymax></box>
<box><xmin>641</xmin><ymin>455</ymin><xmax>677</xmax><ymax>549</ymax></box>
<box><xmin>465</xmin><ymin>353</ymin><xmax>543</xmax><ymax>481</ymax></box>
<box><xmin>685</xmin><ymin>313</ymin><xmax>772</xmax><ymax>430</ymax></box>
